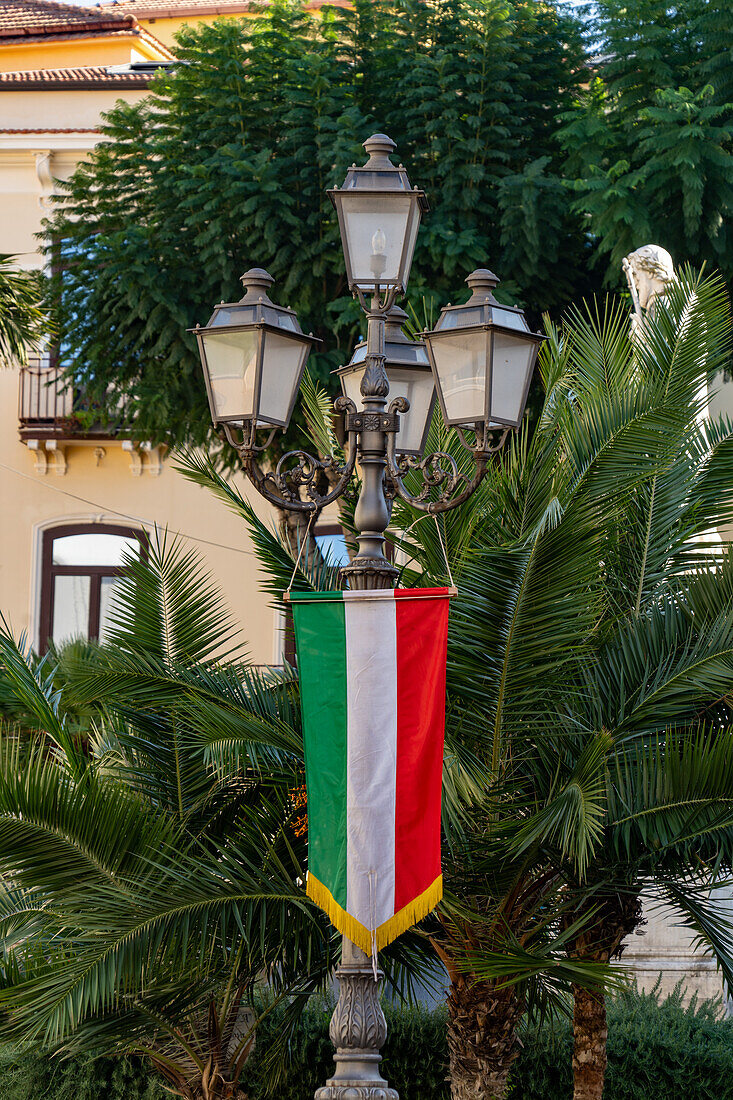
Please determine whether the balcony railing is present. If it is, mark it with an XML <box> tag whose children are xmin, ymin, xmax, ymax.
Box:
<box><xmin>18</xmin><ymin>357</ymin><xmax>123</xmax><ymax>441</ymax></box>
<box><xmin>18</xmin><ymin>357</ymin><xmax>74</xmax><ymax>427</ymax></box>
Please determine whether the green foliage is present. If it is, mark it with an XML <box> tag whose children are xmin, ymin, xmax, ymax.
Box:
<box><xmin>0</xmin><ymin>1047</ymin><xmax>165</xmax><ymax>1100</ymax></box>
<box><xmin>510</xmin><ymin>984</ymin><xmax>733</xmax><ymax>1100</ymax></box>
<box><xmin>2</xmin><ymin>987</ymin><xmax>733</xmax><ymax>1100</ymax></box>
<box><xmin>45</xmin><ymin>0</ymin><xmax>588</xmax><ymax>447</ymax></box>
<box><xmin>0</xmin><ymin>255</ymin><xmax>47</xmax><ymax>367</ymax></box>
<box><xmin>40</xmin><ymin>0</ymin><xmax>733</xmax><ymax>445</ymax></box>
<box><xmin>565</xmin><ymin>0</ymin><xmax>733</xmax><ymax>279</ymax></box>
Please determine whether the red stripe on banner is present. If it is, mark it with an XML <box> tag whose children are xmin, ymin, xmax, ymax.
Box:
<box><xmin>393</xmin><ymin>588</ymin><xmax>450</xmax><ymax>913</ymax></box>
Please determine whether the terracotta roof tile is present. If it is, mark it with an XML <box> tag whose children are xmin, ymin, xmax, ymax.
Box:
<box><xmin>0</xmin><ymin>62</ymin><xmax>170</xmax><ymax>87</ymax></box>
<box><xmin>97</xmin><ymin>0</ymin><xmax>346</xmax><ymax>15</ymax></box>
<box><xmin>99</xmin><ymin>0</ymin><xmax>251</xmax><ymax>13</ymax></box>
<box><xmin>0</xmin><ymin>0</ymin><xmax>136</xmax><ymax>37</ymax></box>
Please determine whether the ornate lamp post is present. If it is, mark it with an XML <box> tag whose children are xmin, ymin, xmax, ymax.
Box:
<box><xmin>192</xmin><ymin>133</ymin><xmax>543</xmax><ymax>1100</ymax></box>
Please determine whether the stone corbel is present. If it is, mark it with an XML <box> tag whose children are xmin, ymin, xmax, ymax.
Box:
<box><xmin>142</xmin><ymin>441</ymin><xmax>165</xmax><ymax>476</ymax></box>
<box><xmin>45</xmin><ymin>439</ymin><xmax>67</xmax><ymax>475</ymax></box>
<box><xmin>27</xmin><ymin>439</ymin><xmax>48</xmax><ymax>475</ymax></box>
<box><xmin>34</xmin><ymin>150</ymin><xmax>54</xmax><ymax>210</ymax></box>
<box><xmin>122</xmin><ymin>439</ymin><xmax>143</xmax><ymax>476</ymax></box>
<box><xmin>122</xmin><ymin>440</ymin><xmax>165</xmax><ymax>476</ymax></box>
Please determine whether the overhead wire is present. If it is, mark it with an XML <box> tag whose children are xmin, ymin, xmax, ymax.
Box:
<box><xmin>0</xmin><ymin>459</ymin><xmax>257</xmax><ymax>557</ymax></box>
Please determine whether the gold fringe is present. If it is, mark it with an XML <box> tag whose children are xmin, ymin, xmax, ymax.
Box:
<box><xmin>307</xmin><ymin>872</ymin><xmax>443</xmax><ymax>955</ymax></box>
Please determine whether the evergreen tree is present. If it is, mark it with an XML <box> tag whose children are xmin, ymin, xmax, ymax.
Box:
<box><xmin>45</xmin><ymin>0</ymin><xmax>588</xmax><ymax>448</ymax></box>
<box><xmin>565</xmin><ymin>0</ymin><xmax>733</xmax><ymax>281</ymax></box>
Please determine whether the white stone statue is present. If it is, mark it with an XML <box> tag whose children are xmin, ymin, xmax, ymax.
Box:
<box><xmin>622</xmin><ymin>244</ymin><xmax>675</xmax><ymax>329</ymax></box>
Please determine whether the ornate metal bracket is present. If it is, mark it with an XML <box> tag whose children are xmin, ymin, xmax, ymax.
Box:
<box><xmin>346</xmin><ymin>410</ymin><xmax>399</xmax><ymax>434</ymax></box>
<box><xmin>353</xmin><ymin>284</ymin><xmax>400</xmax><ymax>317</ymax></box>
<box><xmin>222</xmin><ymin>397</ymin><xmax>358</xmax><ymax>514</ymax></box>
<box><xmin>384</xmin><ymin>397</ymin><xmax>510</xmax><ymax>513</ymax></box>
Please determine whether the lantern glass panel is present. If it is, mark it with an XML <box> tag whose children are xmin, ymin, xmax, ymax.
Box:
<box><xmin>202</xmin><ymin>328</ymin><xmax>259</xmax><ymax>422</ymax></box>
<box><xmin>430</xmin><ymin>330</ymin><xmax>488</xmax><ymax>424</ymax></box>
<box><xmin>403</xmin><ymin>204</ymin><xmax>420</xmax><ymax>291</ymax></box>
<box><xmin>339</xmin><ymin>364</ymin><xmax>434</xmax><ymax>455</ymax></box>
<box><xmin>340</xmin><ymin>192</ymin><xmax>413</xmax><ymax>288</ymax></box>
<box><xmin>437</xmin><ymin>307</ymin><xmax>484</xmax><ymax>330</ymax></box>
<box><xmin>258</xmin><ymin>330</ymin><xmax>309</xmax><ymax>426</ymax></box>
<box><xmin>340</xmin><ymin>367</ymin><xmax>362</xmax><ymax>412</ymax></box>
<box><xmin>491</xmin><ymin>308</ymin><xmax>529</xmax><ymax>332</ymax></box>
<box><xmin>490</xmin><ymin>331</ymin><xmax>536</xmax><ymax>426</ymax></box>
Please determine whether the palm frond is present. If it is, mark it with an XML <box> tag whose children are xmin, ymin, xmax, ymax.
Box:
<box><xmin>106</xmin><ymin>527</ymin><xmax>244</xmax><ymax>665</ymax></box>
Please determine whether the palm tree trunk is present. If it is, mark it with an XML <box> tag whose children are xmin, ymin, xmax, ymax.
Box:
<box><xmin>571</xmin><ymin>890</ymin><xmax>643</xmax><ymax>1100</ymax></box>
<box><xmin>446</xmin><ymin>974</ymin><xmax>524</xmax><ymax>1100</ymax></box>
<box><xmin>572</xmin><ymin>985</ymin><xmax>607</xmax><ymax>1100</ymax></box>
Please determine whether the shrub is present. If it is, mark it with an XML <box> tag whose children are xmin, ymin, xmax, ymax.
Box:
<box><xmin>0</xmin><ymin>1046</ymin><xmax>167</xmax><ymax>1100</ymax></box>
<box><xmin>2</xmin><ymin>985</ymin><xmax>733</xmax><ymax>1100</ymax></box>
<box><xmin>241</xmin><ymin>997</ymin><xmax>451</xmax><ymax>1100</ymax></box>
<box><xmin>509</xmin><ymin>983</ymin><xmax>733</xmax><ymax>1100</ymax></box>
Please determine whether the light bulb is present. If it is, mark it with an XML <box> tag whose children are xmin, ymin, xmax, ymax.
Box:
<box><xmin>371</xmin><ymin>227</ymin><xmax>386</xmax><ymax>255</ymax></box>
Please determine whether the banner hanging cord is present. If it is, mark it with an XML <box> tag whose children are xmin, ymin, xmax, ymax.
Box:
<box><xmin>399</xmin><ymin>513</ymin><xmax>455</xmax><ymax>590</ymax></box>
<box><xmin>283</xmin><ymin>512</ymin><xmax>455</xmax><ymax>599</ymax></box>
<box><xmin>432</xmin><ymin>514</ymin><xmax>455</xmax><ymax>591</ymax></box>
<box><xmin>285</xmin><ymin>512</ymin><xmax>317</xmax><ymax>596</ymax></box>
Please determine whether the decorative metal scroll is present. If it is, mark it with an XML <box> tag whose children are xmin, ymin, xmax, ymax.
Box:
<box><xmin>222</xmin><ymin>396</ymin><xmax>358</xmax><ymax>514</ymax></box>
<box><xmin>384</xmin><ymin>398</ymin><xmax>509</xmax><ymax>513</ymax></box>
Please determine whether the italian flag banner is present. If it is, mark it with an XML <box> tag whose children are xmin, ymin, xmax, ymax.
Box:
<box><xmin>290</xmin><ymin>587</ymin><xmax>451</xmax><ymax>955</ymax></box>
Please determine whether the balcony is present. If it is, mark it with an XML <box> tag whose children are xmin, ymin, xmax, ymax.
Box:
<box><xmin>18</xmin><ymin>358</ymin><xmax>164</xmax><ymax>476</ymax></box>
<box><xmin>18</xmin><ymin>356</ymin><xmax>116</xmax><ymax>443</ymax></box>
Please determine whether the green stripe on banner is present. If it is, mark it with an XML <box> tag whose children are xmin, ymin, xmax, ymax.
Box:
<box><xmin>293</xmin><ymin>597</ymin><xmax>348</xmax><ymax>911</ymax></box>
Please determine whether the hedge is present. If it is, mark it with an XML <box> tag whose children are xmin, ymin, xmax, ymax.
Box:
<box><xmin>3</xmin><ymin>985</ymin><xmax>733</xmax><ymax>1100</ymax></box>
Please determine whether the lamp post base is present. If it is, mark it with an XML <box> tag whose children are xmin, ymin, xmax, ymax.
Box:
<box><xmin>316</xmin><ymin>1087</ymin><xmax>397</xmax><ymax>1099</ymax></box>
<box><xmin>315</xmin><ymin>938</ymin><xmax>398</xmax><ymax>1100</ymax></box>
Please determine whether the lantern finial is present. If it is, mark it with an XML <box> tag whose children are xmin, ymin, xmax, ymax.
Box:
<box><xmin>465</xmin><ymin>269</ymin><xmax>500</xmax><ymax>301</ymax></box>
<box><xmin>239</xmin><ymin>268</ymin><xmax>275</xmax><ymax>301</ymax></box>
<box><xmin>362</xmin><ymin>133</ymin><xmax>397</xmax><ymax>167</ymax></box>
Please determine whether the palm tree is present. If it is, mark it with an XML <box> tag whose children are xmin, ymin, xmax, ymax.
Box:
<box><xmin>181</xmin><ymin>267</ymin><xmax>733</xmax><ymax>1100</ymax></box>
<box><xmin>510</xmin><ymin>269</ymin><xmax>733</xmax><ymax>1100</ymax></box>
<box><xmin>436</xmin><ymin>268</ymin><xmax>733</xmax><ymax>1100</ymax></box>
<box><xmin>0</xmin><ymin>532</ymin><xmax>442</xmax><ymax>1096</ymax></box>
<box><xmin>0</xmin><ymin>537</ymin><xmax>334</xmax><ymax>1099</ymax></box>
<box><xmin>0</xmin><ymin>254</ymin><xmax>47</xmax><ymax>367</ymax></box>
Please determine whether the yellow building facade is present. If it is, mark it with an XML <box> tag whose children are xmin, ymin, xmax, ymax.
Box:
<box><xmin>0</xmin><ymin>0</ymin><xmax>174</xmax><ymax>71</ymax></box>
<box><xmin>0</xmin><ymin>1</ymin><xmax>299</xmax><ymax>662</ymax></box>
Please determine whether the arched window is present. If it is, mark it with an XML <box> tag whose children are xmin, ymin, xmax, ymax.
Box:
<box><xmin>39</xmin><ymin>524</ymin><xmax>145</xmax><ymax>652</ymax></box>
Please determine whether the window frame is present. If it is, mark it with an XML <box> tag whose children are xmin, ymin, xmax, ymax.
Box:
<box><xmin>39</xmin><ymin>523</ymin><xmax>146</xmax><ymax>653</ymax></box>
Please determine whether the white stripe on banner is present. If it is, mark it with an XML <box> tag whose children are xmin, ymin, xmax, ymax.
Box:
<box><xmin>344</xmin><ymin>592</ymin><xmax>397</xmax><ymax>933</ymax></box>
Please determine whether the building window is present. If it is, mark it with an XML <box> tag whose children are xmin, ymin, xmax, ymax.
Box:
<box><xmin>39</xmin><ymin>524</ymin><xmax>144</xmax><ymax>652</ymax></box>
<box><xmin>314</xmin><ymin>524</ymin><xmax>351</xmax><ymax>567</ymax></box>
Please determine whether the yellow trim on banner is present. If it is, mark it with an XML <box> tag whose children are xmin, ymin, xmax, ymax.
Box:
<box><xmin>307</xmin><ymin>872</ymin><xmax>443</xmax><ymax>955</ymax></box>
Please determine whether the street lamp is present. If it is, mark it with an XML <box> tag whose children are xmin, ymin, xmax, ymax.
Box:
<box><xmin>424</xmin><ymin>269</ymin><xmax>543</xmax><ymax>431</ymax></box>
<box><xmin>335</xmin><ymin>306</ymin><xmax>435</xmax><ymax>457</ymax></box>
<box><xmin>328</xmin><ymin>133</ymin><xmax>428</xmax><ymax>295</ymax></box>
<box><xmin>191</xmin><ymin>267</ymin><xmax>320</xmax><ymax>429</ymax></box>
<box><xmin>192</xmin><ymin>133</ymin><xmax>542</xmax><ymax>1100</ymax></box>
